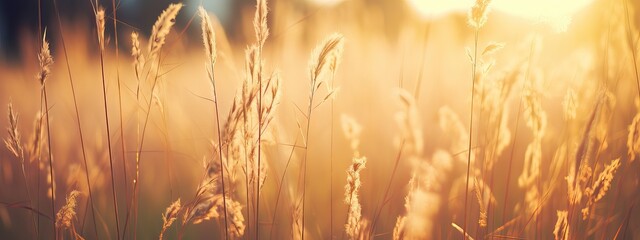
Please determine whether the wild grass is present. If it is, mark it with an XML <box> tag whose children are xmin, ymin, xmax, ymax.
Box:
<box><xmin>463</xmin><ymin>0</ymin><xmax>492</xmax><ymax>238</ymax></box>
<box><xmin>38</xmin><ymin>29</ymin><xmax>57</xmax><ymax>239</ymax></box>
<box><xmin>1</xmin><ymin>0</ymin><xmax>640</xmax><ymax>239</ymax></box>
<box><xmin>93</xmin><ymin>7</ymin><xmax>121</xmax><ymax>239</ymax></box>
<box><xmin>300</xmin><ymin>32</ymin><xmax>343</xmax><ymax>240</ymax></box>
<box><xmin>198</xmin><ymin>5</ymin><xmax>229</xmax><ymax>239</ymax></box>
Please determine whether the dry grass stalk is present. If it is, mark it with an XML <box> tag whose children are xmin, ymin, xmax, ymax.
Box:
<box><xmin>181</xmin><ymin>158</ymin><xmax>246</xmax><ymax>239</ymax></box>
<box><xmin>403</xmin><ymin>150</ymin><xmax>452</xmax><ymax>238</ymax></box>
<box><xmin>148</xmin><ymin>3</ymin><xmax>183</xmax><ymax>59</ymax></box>
<box><xmin>438</xmin><ymin>106</ymin><xmax>469</xmax><ymax>162</ymax></box>
<box><xmin>468</xmin><ymin>0</ymin><xmax>492</xmax><ymax>29</ymax></box>
<box><xmin>254</xmin><ymin>0</ymin><xmax>269</xmax><ymax>47</ymax></box>
<box><xmin>574</xmin><ymin>100</ymin><xmax>599</xmax><ymax>181</ymax></box>
<box><xmin>201</xmin><ymin>25</ymin><xmax>282</xmax><ymax>239</ymax></box>
<box><xmin>451</xmin><ymin>222</ymin><xmax>475</xmax><ymax>240</ymax></box>
<box><xmin>563</xmin><ymin>88</ymin><xmax>578</xmax><ymax>121</ymax></box>
<box><xmin>198</xmin><ymin>7</ymin><xmax>217</xmax><ymax>65</ymax></box>
<box><xmin>594</xmin><ymin>92</ymin><xmax>616</xmax><ymax>150</ymax></box>
<box><xmin>198</xmin><ymin>6</ymin><xmax>231</xmax><ymax>238</ymax></box>
<box><xmin>38</xmin><ymin>30</ymin><xmax>58</xmax><ymax>237</ymax></box>
<box><xmin>554</xmin><ymin>210</ymin><xmax>569</xmax><ymax>240</ymax></box>
<box><xmin>4</xmin><ymin>102</ymin><xmax>39</xmax><ymax>235</ymax></box>
<box><xmin>55</xmin><ymin>190</ymin><xmax>82</xmax><ymax>240</ymax></box>
<box><xmin>55</xmin><ymin>191</ymin><xmax>80</xmax><ymax>228</ymax></box>
<box><xmin>392</xmin><ymin>216</ymin><xmax>405</xmax><ymax>240</ymax></box>
<box><xmin>518</xmin><ymin>76</ymin><xmax>546</xmax><ymax>216</ymax></box>
<box><xmin>131</xmin><ymin>32</ymin><xmax>145</xmax><ymax>81</ymax></box>
<box><xmin>474</xmin><ymin>178</ymin><xmax>488</xmax><ymax>228</ymax></box>
<box><xmin>183</xmin><ymin>160</ymin><xmax>222</xmax><ymax>224</ymax></box>
<box><xmin>344</xmin><ymin>155</ymin><xmax>366</xmax><ymax>239</ymax></box>
<box><xmin>248</xmin><ymin>0</ymin><xmax>280</xmax><ymax>228</ymax></box>
<box><xmin>217</xmin><ymin>36</ymin><xmax>281</xmax><ymax>187</ymax></box>
<box><xmin>342</xmin><ymin>115</ymin><xmax>366</xmax><ymax>239</ymax></box>
<box><xmin>582</xmin><ymin>158</ymin><xmax>620</xmax><ymax>219</ymax></box>
<box><xmin>627</xmin><ymin>112</ymin><xmax>640</xmax><ymax>161</ymax></box>
<box><xmin>225</xmin><ymin>198</ymin><xmax>246</xmax><ymax>239</ymax></box>
<box><xmin>473</xmin><ymin>60</ymin><xmax>515</xmax><ymax>170</ymax></box>
<box><xmin>393</xmin><ymin>91</ymin><xmax>453</xmax><ymax>239</ymax></box>
<box><xmin>354</xmin><ymin>219</ymin><xmax>371</xmax><ymax>240</ymax></box>
<box><xmin>5</xmin><ymin>102</ymin><xmax>24</xmax><ymax>162</ymax></box>
<box><xmin>37</xmin><ymin>31</ymin><xmax>53</xmax><ymax>86</ymax></box>
<box><xmin>299</xmin><ymin>32</ymin><xmax>344</xmax><ymax>239</ymax></box>
<box><xmin>495</xmin><ymin>108</ymin><xmax>512</xmax><ymax>157</ymax></box>
<box><xmin>27</xmin><ymin>112</ymin><xmax>44</xmax><ymax>163</ymax></box>
<box><xmin>567</xmin><ymin>164</ymin><xmax>591</xmax><ymax>205</ymax></box>
<box><xmin>129</xmin><ymin>30</ymin><xmax>144</xmax><ymax>239</ymax></box>
<box><xmin>201</xmin><ymin>40</ymin><xmax>282</xmax><ymax>240</ymax></box>
<box><xmin>481</xmin><ymin>42</ymin><xmax>504</xmax><ymax>57</ymax></box>
<box><xmin>96</xmin><ymin>8</ymin><xmax>105</xmax><ymax>51</ymax></box>
<box><xmin>463</xmin><ymin>1</ymin><xmax>493</xmax><ymax>235</ymax></box>
<box><xmin>94</xmin><ymin>5</ymin><xmax>121</xmax><ymax>237</ymax></box>
<box><xmin>442</xmin><ymin>101</ymin><xmax>508</xmax><ymax>228</ymax></box>
<box><xmin>129</xmin><ymin>4</ymin><xmax>184</xmax><ymax>237</ymax></box>
<box><xmin>185</xmin><ymin>194</ymin><xmax>221</xmax><ymax>225</ymax></box>
<box><xmin>184</xmin><ymin>194</ymin><xmax>246</xmax><ymax>238</ymax></box>
<box><xmin>309</xmin><ymin>33</ymin><xmax>344</xmax><ymax>90</ymax></box>
<box><xmin>292</xmin><ymin>200</ymin><xmax>304</xmax><ymax>240</ymax></box>
<box><xmin>396</xmin><ymin>89</ymin><xmax>423</xmax><ymax>157</ymax></box>
<box><xmin>159</xmin><ymin>199</ymin><xmax>181</xmax><ymax>240</ymax></box>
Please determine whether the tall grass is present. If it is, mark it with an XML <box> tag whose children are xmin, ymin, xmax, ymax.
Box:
<box><xmin>198</xmin><ymin>6</ymin><xmax>229</xmax><ymax>239</ymax></box>
<box><xmin>94</xmin><ymin>7</ymin><xmax>121</xmax><ymax>239</ymax></box>
<box><xmin>300</xmin><ymin>33</ymin><xmax>343</xmax><ymax>240</ymax></box>
<box><xmin>463</xmin><ymin>0</ymin><xmax>492</xmax><ymax>238</ymax></box>
<box><xmin>2</xmin><ymin>0</ymin><xmax>640</xmax><ymax>239</ymax></box>
<box><xmin>38</xmin><ymin>29</ymin><xmax>57</xmax><ymax>238</ymax></box>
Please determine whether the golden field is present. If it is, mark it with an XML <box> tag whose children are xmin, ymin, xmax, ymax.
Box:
<box><xmin>0</xmin><ymin>0</ymin><xmax>639</xmax><ymax>239</ymax></box>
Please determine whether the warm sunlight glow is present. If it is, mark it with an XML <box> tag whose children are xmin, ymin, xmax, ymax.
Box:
<box><xmin>1</xmin><ymin>0</ymin><xmax>636</xmax><ymax>239</ymax></box>
<box><xmin>493</xmin><ymin>0</ymin><xmax>594</xmax><ymax>31</ymax></box>
<box><xmin>307</xmin><ymin>0</ymin><xmax>346</xmax><ymax>7</ymax></box>
<box><xmin>407</xmin><ymin>0</ymin><xmax>470</xmax><ymax>18</ymax></box>
<box><xmin>407</xmin><ymin>0</ymin><xmax>594</xmax><ymax>31</ymax></box>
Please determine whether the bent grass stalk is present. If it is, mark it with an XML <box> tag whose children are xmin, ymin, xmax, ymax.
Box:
<box><xmin>300</xmin><ymin>34</ymin><xmax>343</xmax><ymax>239</ymax></box>
<box><xmin>4</xmin><ymin>102</ymin><xmax>38</xmax><ymax>237</ymax></box>
<box><xmin>125</xmin><ymin>4</ymin><xmax>182</xmax><ymax>238</ymax></box>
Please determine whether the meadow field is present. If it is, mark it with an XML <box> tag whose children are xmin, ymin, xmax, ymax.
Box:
<box><xmin>0</xmin><ymin>0</ymin><xmax>639</xmax><ymax>239</ymax></box>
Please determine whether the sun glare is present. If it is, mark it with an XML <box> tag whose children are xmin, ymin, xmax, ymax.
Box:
<box><xmin>406</xmin><ymin>0</ymin><xmax>470</xmax><ymax>18</ymax></box>
<box><xmin>407</xmin><ymin>0</ymin><xmax>594</xmax><ymax>31</ymax></box>
<box><xmin>307</xmin><ymin>0</ymin><xmax>346</xmax><ymax>7</ymax></box>
<box><xmin>2</xmin><ymin>0</ymin><xmax>637</xmax><ymax>239</ymax></box>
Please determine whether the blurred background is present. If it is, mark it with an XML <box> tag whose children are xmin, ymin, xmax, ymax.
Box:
<box><xmin>0</xmin><ymin>0</ymin><xmax>241</xmax><ymax>61</ymax></box>
<box><xmin>2</xmin><ymin>0</ymin><xmax>636</xmax><ymax>61</ymax></box>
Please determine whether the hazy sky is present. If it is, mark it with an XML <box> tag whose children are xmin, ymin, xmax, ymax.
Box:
<box><xmin>0</xmin><ymin>0</ymin><xmax>236</xmax><ymax>60</ymax></box>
